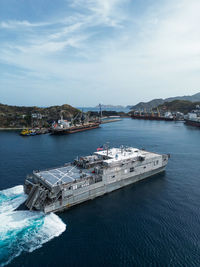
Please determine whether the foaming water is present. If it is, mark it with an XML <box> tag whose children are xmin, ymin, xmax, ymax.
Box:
<box><xmin>0</xmin><ymin>185</ymin><xmax>27</xmax><ymax>213</ymax></box>
<box><xmin>0</xmin><ymin>121</ymin><xmax>200</xmax><ymax>266</ymax></box>
<box><xmin>0</xmin><ymin>186</ymin><xmax>66</xmax><ymax>267</ymax></box>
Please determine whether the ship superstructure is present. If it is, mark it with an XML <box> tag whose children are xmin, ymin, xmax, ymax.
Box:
<box><xmin>131</xmin><ymin>110</ymin><xmax>174</xmax><ymax>121</ymax></box>
<box><xmin>51</xmin><ymin>111</ymin><xmax>100</xmax><ymax>134</ymax></box>
<box><xmin>24</xmin><ymin>147</ymin><xmax>169</xmax><ymax>213</ymax></box>
<box><xmin>185</xmin><ymin>106</ymin><xmax>200</xmax><ymax>127</ymax></box>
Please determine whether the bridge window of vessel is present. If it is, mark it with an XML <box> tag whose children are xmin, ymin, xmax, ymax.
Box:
<box><xmin>130</xmin><ymin>167</ymin><xmax>134</xmax><ymax>172</ymax></box>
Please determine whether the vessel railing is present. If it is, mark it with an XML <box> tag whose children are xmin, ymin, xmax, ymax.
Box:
<box><xmin>33</xmin><ymin>162</ymin><xmax>72</xmax><ymax>173</ymax></box>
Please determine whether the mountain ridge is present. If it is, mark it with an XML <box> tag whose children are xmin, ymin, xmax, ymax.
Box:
<box><xmin>129</xmin><ymin>92</ymin><xmax>200</xmax><ymax>110</ymax></box>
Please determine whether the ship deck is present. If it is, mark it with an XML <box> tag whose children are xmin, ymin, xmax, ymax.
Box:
<box><xmin>34</xmin><ymin>164</ymin><xmax>93</xmax><ymax>188</ymax></box>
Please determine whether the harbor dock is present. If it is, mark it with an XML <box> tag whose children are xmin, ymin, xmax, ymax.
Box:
<box><xmin>101</xmin><ymin>119</ymin><xmax>122</xmax><ymax>124</ymax></box>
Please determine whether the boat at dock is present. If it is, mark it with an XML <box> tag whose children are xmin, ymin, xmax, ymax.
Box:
<box><xmin>50</xmin><ymin>111</ymin><xmax>100</xmax><ymax>135</ymax></box>
<box><xmin>131</xmin><ymin>114</ymin><xmax>174</xmax><ymax>121</ymax></box>
<box><xmin>20</xmin><ymin>128</ymin><xmax>49</xmax><ymax>136</ymax></box>
<box><xmin>24</xmin><ymin>146</ymin><xmax>169</xmax><ymax>213</ymax></box>
<box><xmin>20</xmin><ymin>129</ymin><xmax>34</xmax><ymax>136</ymax></box>
<box><xmin>185</xmin><ymin>108</ymin><xmax>200</xmax><ymax>127</ymax></box>
<box><xmin>51</xmin><ymin>121</ymin><xmax>100</xmax><ymax>134</ymax></box>
<box><xmin>131</xmin><ymin>109</ymin><xmax>174</xmax><ymax>121</ymax></box>
<box><xmin>185</xmin><ymin>119</ymin><xmax>200</xmax><ymax>127</ymax></box>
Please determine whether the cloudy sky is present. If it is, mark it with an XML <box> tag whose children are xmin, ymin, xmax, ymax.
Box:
<box><xmin>0</xmin><ymin>0</ymin><xmax>200</xmax><ymax>107</ymax></box>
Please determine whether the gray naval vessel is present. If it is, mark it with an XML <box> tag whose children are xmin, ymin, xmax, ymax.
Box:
<box><xmin>24</xmin><ymin>147</ymin><xmax>169</xmax><ymax>213</ymax></box>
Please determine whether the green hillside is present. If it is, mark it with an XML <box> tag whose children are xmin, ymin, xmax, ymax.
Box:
<box><xmin>129</xmin><ymin>92</ymin><xmax>200</xmax><ymax>110</ymax></box>
<box><xmin>0</xmin><ymin>103</ymin><xmax>80</xmax><ymax>128</ymax></box>
<box><xmin>157</xmin><ymin>100</ymin><xmax>200</xmax><ymax>114</ymax></box>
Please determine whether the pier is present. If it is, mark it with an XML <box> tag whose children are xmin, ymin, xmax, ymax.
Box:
<box><xmin>101</xmin><ymin>119</ymin><xmax>122</xmax><ymax>124</ymax></box>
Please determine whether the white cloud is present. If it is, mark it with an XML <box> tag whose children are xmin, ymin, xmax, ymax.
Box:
<box><xmin>71</xmin><ymin>0</ymin><xmax>129</xmax><ymax>27</ymax></box>
<box><xmin>0</xmin><ymin>0</ymin><xmax>200</xmax><ymax>106</ymax></box>
<box><xmin>0</xmin><ymin>20</ymin><xmax>51</xmax><ymax>29</ymax></box>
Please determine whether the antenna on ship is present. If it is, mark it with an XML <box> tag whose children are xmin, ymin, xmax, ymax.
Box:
<box><xmin>105</xmin><ymin>142</ymin><xmax>109</xmax><ymax>156</ymax></box>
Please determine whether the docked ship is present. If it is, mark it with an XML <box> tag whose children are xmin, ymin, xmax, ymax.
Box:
<box><xmin>185</xmin><ymin>119</ymin><xmax>200</xmax><ymax>127</ymax></box>
<box><xmin>50</xmin><ymin>112</ymin><xmax>100</xmax><ymax>134</ymax></box>
<box><xmin>185</xmin><ymin>110</ymin><xmax>200</xmax><ymax>127</ymax></box>
<box><xmin>20</xmin><ymin>129</ymin><xmax>37</xmax><ymax>136</ymax></box>
<box><xmin>131</xmin><ymin>110</ymin><xmax>174</xmax><ymax>121</ymax></box>
<box><xmin>20</xmin><ymin>128</ymin><xmax>49</xmax><ymax>136</ymax></box>
<box><xmin>24</xmin><ymin>146</ymin><xmax>169</xmax><ymax>213</ymax></box>
<box><xmin>51</xmin><ymin>120</ymin><xmax>100</xmax><ymax>134</ymax></box>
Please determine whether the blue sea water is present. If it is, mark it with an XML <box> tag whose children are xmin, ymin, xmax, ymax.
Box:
<box><xmin>0</xmin><ymin>118</ymin><xmax>200</xmax><ymax>266</ymax></box>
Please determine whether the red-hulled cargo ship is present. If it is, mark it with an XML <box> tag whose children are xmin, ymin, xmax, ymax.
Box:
<box><xmin>131</xmin><ymin>114</ymin><xmax>174</xmax><ymax>121</ymax></box>
<box><xmin>51</xmin><ymin>122</ymin><xmax>100</xmax><ymax>135</ymax></box>
<box><xmin>185</xmin><ymin>119</ymin><xmax>200</xmax><ymax>127</ymax></box>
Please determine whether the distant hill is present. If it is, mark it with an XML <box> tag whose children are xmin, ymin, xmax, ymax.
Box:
<box><xmin>0</xmin><ymin>103</ymin><xmax>79</xmax><ymax>128</ymax></box>
<box><xmin>129</xmin><ymin>92</ymin><xmax>200</xmax><ymax>110</ymax></box>
<box><xmin>128</xmin><ymin>98</ymin><xmax>165</xmax><ymax>110</ymax></box>
<box><xmin>166</xmin><ymin>92</ymin><xmax>200</xmax><ymax>102</ymax></box>
<box><xmin>157</xmin><ymin>100</ymin><xmax>200</xmax><ymax>114</ymax></box>
<box><xmin>95</xmin><ymin>104</ymin><xmax>125</xmax><ymax>109</ymax></box>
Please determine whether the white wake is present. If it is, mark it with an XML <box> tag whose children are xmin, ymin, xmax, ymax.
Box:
<box><xmin>0</xmin><ymin>185</ymin><xmax>66</xmax><ymax>267</ymax></box>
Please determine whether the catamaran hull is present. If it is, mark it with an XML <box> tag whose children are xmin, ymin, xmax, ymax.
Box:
<box><xmin>43</xmin><ymin>166</ymin><xmax>166</xmax><ymax>213</ymax></box>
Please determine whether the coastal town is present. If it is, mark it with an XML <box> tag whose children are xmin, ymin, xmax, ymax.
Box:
<box><xmin>1</xmin><ymin>92</ymin><xmax>200</xmax><ymax>132</ymax></box>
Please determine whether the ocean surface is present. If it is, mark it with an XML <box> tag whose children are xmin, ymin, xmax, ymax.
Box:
<box><xmin>0</xmin><ymin>118</ymin><xmax>200</xmax><ymax>267</ymax></box>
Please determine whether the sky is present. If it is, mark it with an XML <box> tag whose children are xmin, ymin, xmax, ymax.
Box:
<box><xmin>0</xmin><ymin>0</ymin><xmax>200</xmax><ymax>107</ymax></box>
